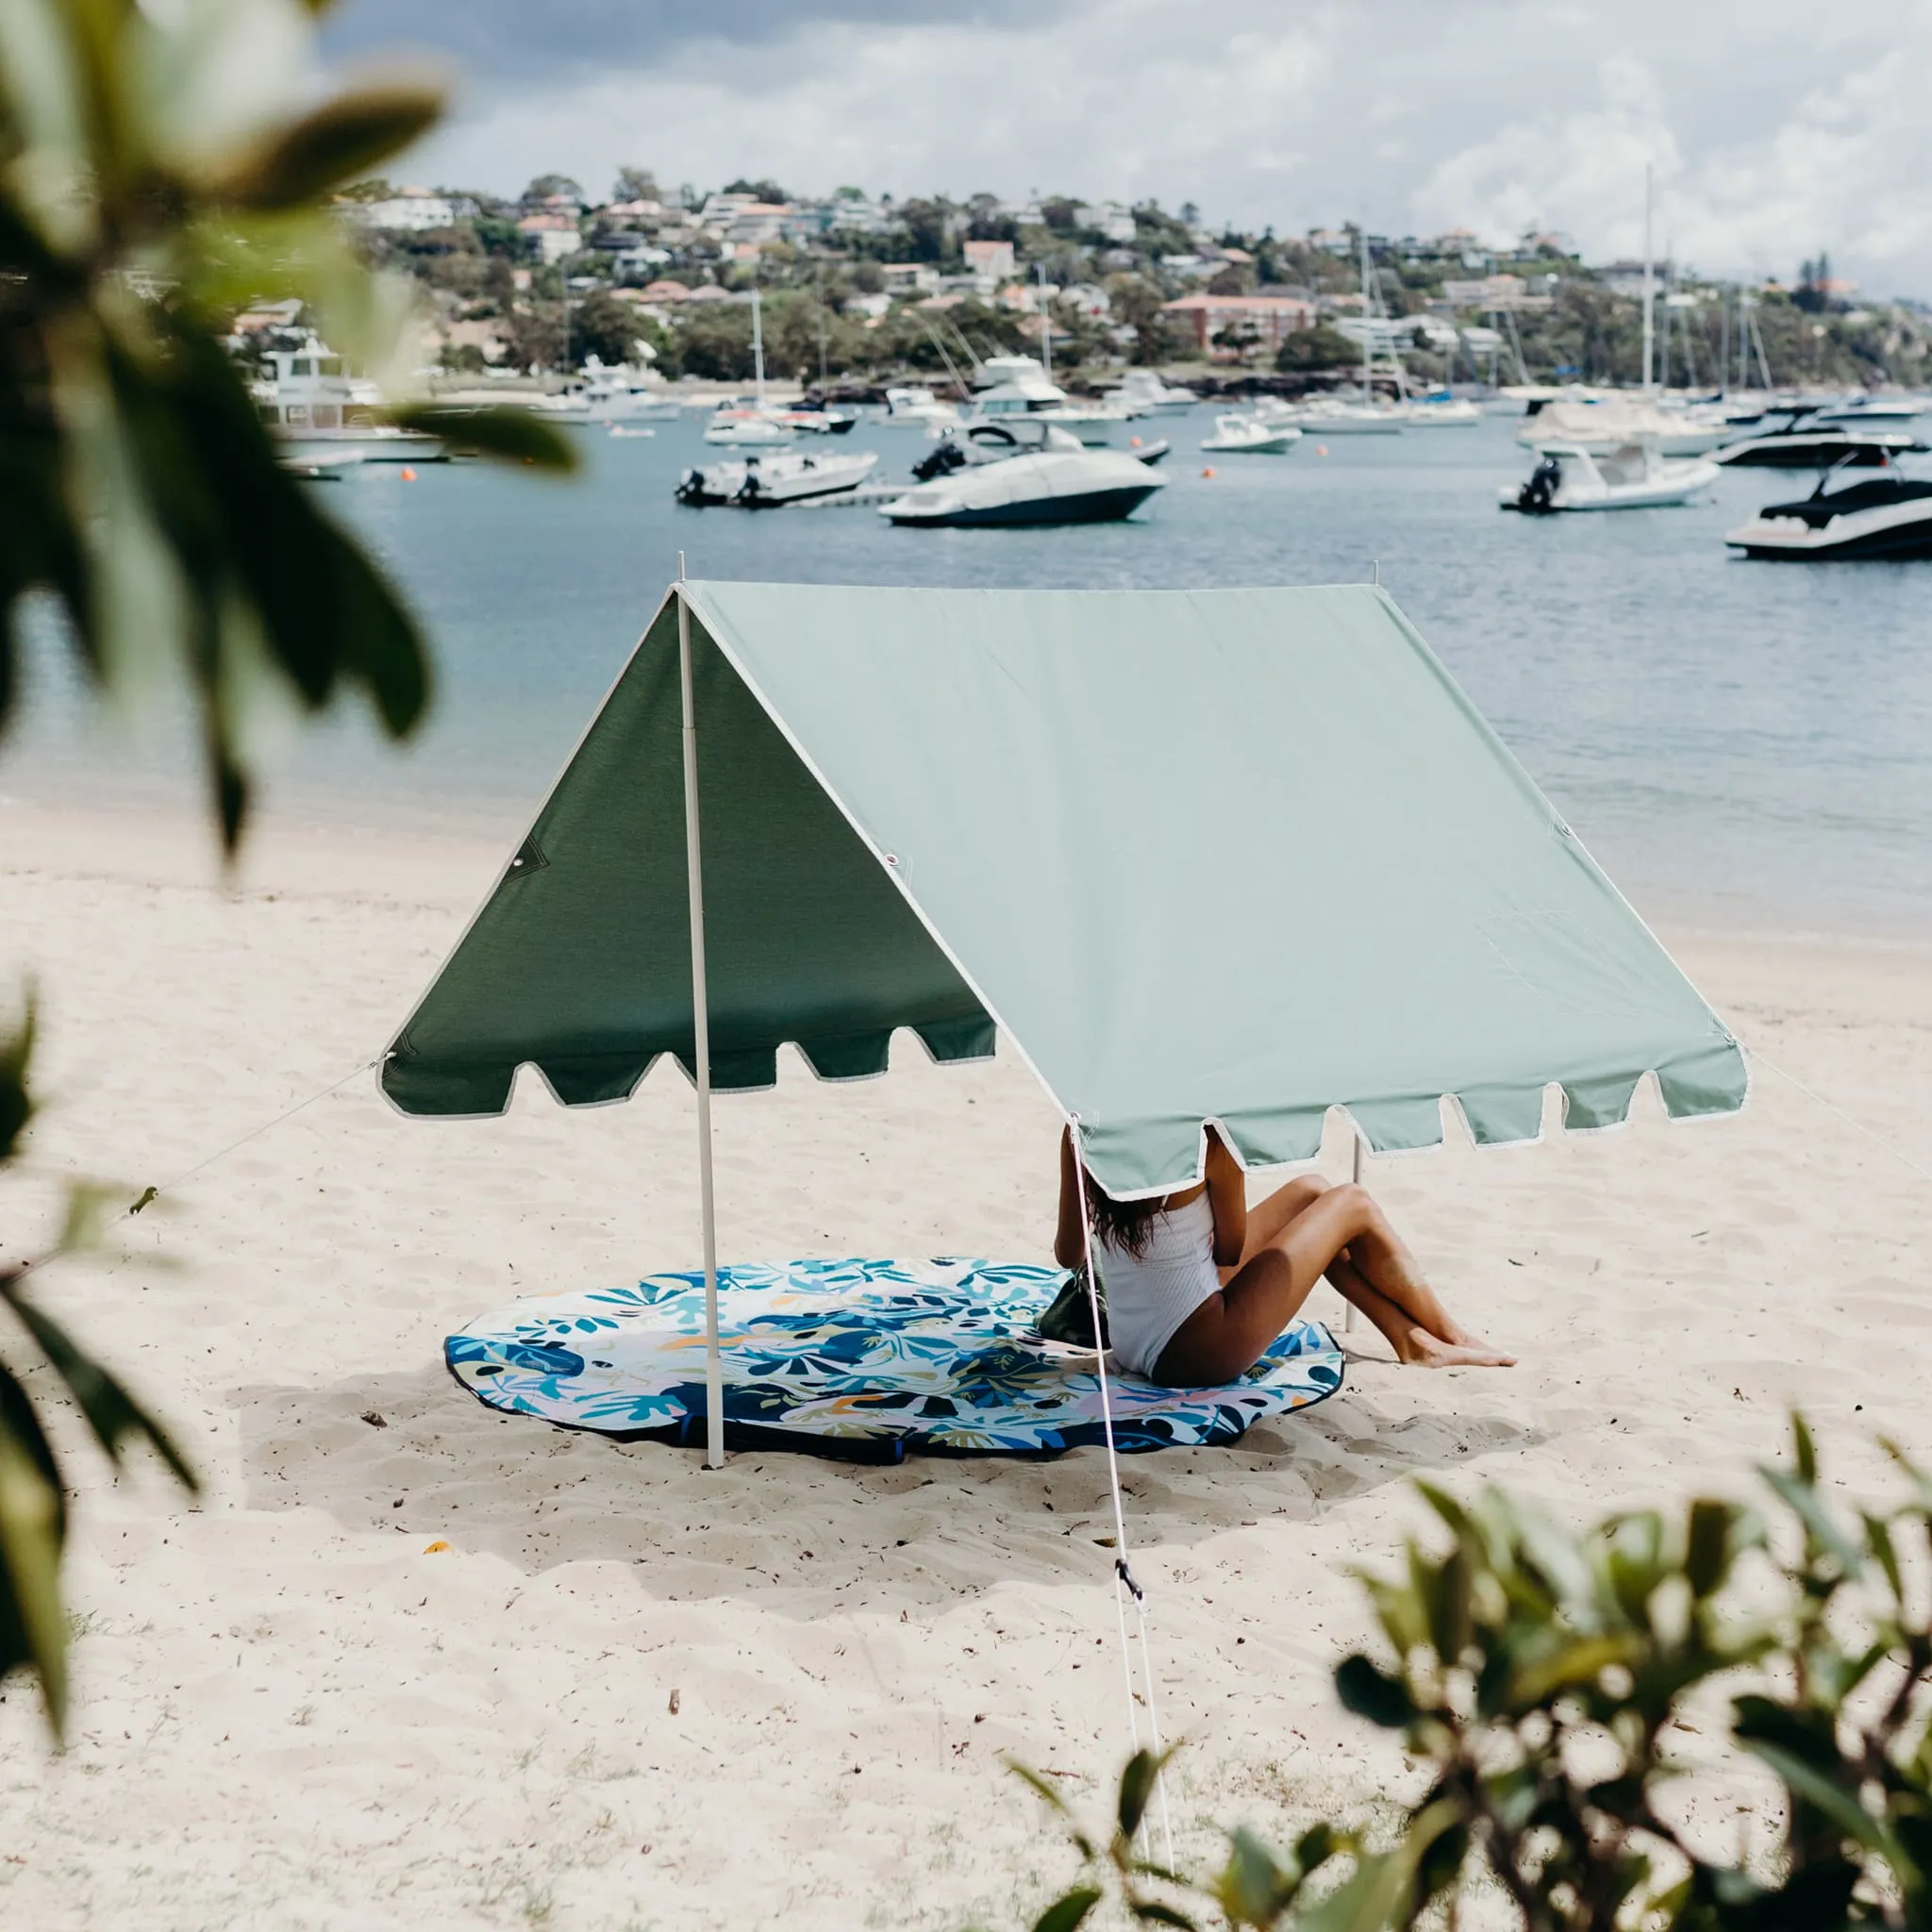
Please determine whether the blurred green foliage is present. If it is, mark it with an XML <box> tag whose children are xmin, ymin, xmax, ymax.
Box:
<box><xmin>1016</xmin><ymin>1417</ymin><xmax>1932</xmax><ymax>1929</ymax></box>
<box><xmin>0</xmin><ymin>0</ymin><xmax>573</xmax><ymax>1740</ymax></box>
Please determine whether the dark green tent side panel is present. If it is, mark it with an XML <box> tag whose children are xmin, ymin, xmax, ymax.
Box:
<box><xmin>382</xmin><ymin>600</ymin><xmax>992</xmax><ymax>1116</ymax></box>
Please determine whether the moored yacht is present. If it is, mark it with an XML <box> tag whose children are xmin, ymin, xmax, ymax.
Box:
<box><xmin>1200</xmin><ymin>413</ymin><xmax>1301</xmax><ymax>454</ymax></box>
<box><xmin>675</xmin><ymin>447</ymin><xmax>879</xmax><ymax>507</ymax></box>
<box><xmin>1109</xmin><ymin>369</ymin><xmax>1200</xmax><ymax>415</ymax></box>
<box><xmin>252</xmin><ymin>338</ymin><xmax>445</xmax><ymax>463</ymax></box>
<box><xmin>958</xmin><ymin>355</ymin><xmax>1130</xmax><ymax>443</ymax></box>
<box><xmin>1712</xmin><ymin>406</ymin><xmax>1924</xmax><ymax>468</ymax></box>
<box><xmin>878</xmin><ymin>386</ymin><xmax>960</xmax><ymax>430</ymax></box>
<box><xmin>1724</xmin><ymin>466</ymin><xmax>1932</xmax><ymax>558</ymax></box>
<box><xmin>1501</xmin><ymin>440</ymin><xmax>1719</xmax><ymax>511</ymax></box>
<box><xmin>537</xmin><ymin>357</ymin><xmax>679</xmax><ymax>423</ymax></box>
<box><xmin>880</xmin><ymin>432</ymin><xmax>1165</xmax><ymax>526</ymax></box>
<box><xmin>1406</xmin><ymin>389</ymin><xmax>1482</xmax><ymax>427</ymax></box>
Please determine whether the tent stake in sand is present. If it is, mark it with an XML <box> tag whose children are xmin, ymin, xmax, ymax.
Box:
<box><xmin>675</xmin><ymin>555</ymin><xmax>726</xmax><ymax>1470</ymax></box>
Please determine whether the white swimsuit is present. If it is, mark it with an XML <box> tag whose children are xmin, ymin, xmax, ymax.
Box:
<box><xmin>1095</xmin><ymin>1191</ymin><xmax>1221</xmax><ymax>1378</ymax></box>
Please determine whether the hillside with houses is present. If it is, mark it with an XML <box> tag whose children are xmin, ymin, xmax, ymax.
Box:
<box><xmin>270</xmin><ymin>170</ymin><xmax>1931</xmax><ymax>397</ymax></box>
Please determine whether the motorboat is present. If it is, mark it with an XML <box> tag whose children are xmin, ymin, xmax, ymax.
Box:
<box><xmin>1724</xmin><ymin>467</ymin><xmax>1932</xmax><ymax>558</ymax></box>
<box><xmin>776</xmin><ymin>406</ymin><xmax>858</xmax><ymax>435</ymax></box>
<box><xmin>675</xmin><ymin>447</ymin><xmax>879</xmax><ymax>508</ymax></box>
<box><xmin>879</xmin><ymin>386</ymin><xmax>961</xmax><ymax>431</ymax></box>
<box><xmin>1800</xmin><ymin>394</ymin><xmax>1928</xmax><ymax>428</ymax></box>
<box><xmin>252</xmin><ymin>338</ymin><xmax>445</xmax><ymax>463</ymax></box>
<box><xmin>1500</xmin><ymin>440</ymin><xmax>1719</xmax><ymax>512</ymax></box>
<box><xmin>606</xmin><ymin>424</ymin><xmax>655</xmax><ymax>440</ymax></box>
<box><xmin>958</xmin><ymin>355</ymin><xmax>1130</xmax><ymax>443</ymax></box>
<box><xmin>1200</xmin><ymin>413</ymin><xmax>1301</xmax><ymax>454</ymax></box>
<box><xmin>1516</xmin><ymin>399</ymin><xmax>1725</xmax><ymax>457</ymax></box>
<box><xmin>703</xmin><ymin>407</ymin><xmax>794</xmax><ymax>446</ymax></box>
<box><xmin>879</xmin><ymin>442</ymin><xmax>1166</xmax><ymax>526</ymax></box>
<box><xmin>1110</xmin><ymin>369</ymin><xmax>1199</xmax><ymax>415</ymax></box>
<box><xmin>912</xmin><ymin>420</ymin><xmax>1169</xmax><ymax>481</ymax></box>
<box><xmin>1406</xmin><ymin>390</ymin><xmax>1482</xmax><ymax>427</ymax></box>
<box><xmin>1713</xmin><ymin>406</ymin><xmax>1925</xmax><ymax>468</ymax></box>
<box><xmin>1292</xmin><ymin>395</ymin><xmax>1407</xmax><ymax>434</ymax></box>
<box><xmin>538</xmin><ymin>358</ymin><xmax>680</xmax><ymax>424</ymax></box>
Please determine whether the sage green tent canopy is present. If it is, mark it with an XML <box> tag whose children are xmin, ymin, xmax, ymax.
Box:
<box><xmin>384</xmin><ymin>579</ymin><xmax>1746</xmax><ymax>1196</ymax></box>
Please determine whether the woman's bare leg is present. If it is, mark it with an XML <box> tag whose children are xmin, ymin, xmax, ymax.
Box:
<box><xmin>1155</xmin><ymin>1182</ymin><xmax>1512</xmax><ymax>1385</ymax></box>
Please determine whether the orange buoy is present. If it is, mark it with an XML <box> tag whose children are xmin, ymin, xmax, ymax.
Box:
<box><xmin>400</xmin><ymin>466</ymin><xmax>418</xmax><ymax>481</ymax></box>
<box><xmin>1316</xmin><ymin>444</ymin><xmax>1329</xmax><ymax>457</ymax></box>
<box><xmin>1202</xmin><ymin>465</ymin><xmax>1216</xmax><ymax>478</ymax></box>
<box><xmin>1130</xmin><ymin>435</ymin><xmax>1142</xmax><ymax>447</ymax></box>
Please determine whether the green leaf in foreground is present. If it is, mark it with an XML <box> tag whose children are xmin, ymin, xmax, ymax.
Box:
<box><xmin>0</xmin><ymin>1364</ymin><xmax>69</xmax><ymax>1737</ymax></box>
<box><xmin>389</xmin><ymin>404</ymin><xmax>580</xmax><ymax>472</ymax></box>
<box><xmin>1031</xmin><ymin>1885</ymin><xmax>1102</xmax><ymax>1932</ymax></box>
<box><xmin>216</xmin><ymin>84</ymin><xmax>447</xmax><ymax>212</ymax></box>
<box><xmin>4</xmin><ymin>1291</ymin><xmax>198</xmax><ymax>1491</ymax></box>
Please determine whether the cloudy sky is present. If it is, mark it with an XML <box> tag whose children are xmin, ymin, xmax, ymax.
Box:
<box><xmin>325</xmin><ymin>0</ymin><xmax>1932</xmax><ymax>296</ymax></box>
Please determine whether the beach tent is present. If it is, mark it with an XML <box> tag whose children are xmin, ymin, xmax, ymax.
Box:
<box><xmin>384</xmin><ymin>580</ymin><xmax>1747</xmax><ymax>1464</ymax></box>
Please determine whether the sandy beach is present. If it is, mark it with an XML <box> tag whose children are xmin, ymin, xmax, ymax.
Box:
<box><xmin>1</xmin><ymin>799</ymin><xmax>1927</xmax><ymax>1929</ymax></box>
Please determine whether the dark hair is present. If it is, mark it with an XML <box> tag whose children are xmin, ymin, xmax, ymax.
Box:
<box><xmin>1083</xmin><ymin>1169</ymin><xmax>1165</xmax><ymax>1260</ymax></box>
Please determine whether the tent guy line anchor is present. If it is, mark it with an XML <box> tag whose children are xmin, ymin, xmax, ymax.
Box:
<box><xmin>17</xmin><ymin>1053</ymin><xmax>383</xmax><ymax>1281</ymax></box>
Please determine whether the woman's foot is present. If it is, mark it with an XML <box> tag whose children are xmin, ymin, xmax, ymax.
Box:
<box><xmin>1395</xmin><ymin>1327</ymin><xmax>1516</xmax><ymax>1369</ymax></box>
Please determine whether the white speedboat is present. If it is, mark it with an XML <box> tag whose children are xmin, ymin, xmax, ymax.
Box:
<box><xmin>252</xmin><ymin>339</ymin><xmax>445</xmax><ymax>463</ymax></box>
<box><xmin>675</xmin><ymin>447</ymin><xmax>879</xmax><ymax>508</ymax></box>
<box><xmin>1200</xmin><ymin>413</ymin><xmax>1301</xmax><ymax>454</ymax></box>
<box><xmin>776</xmin><ymin>407</ymin><xmax>858</xmax><ymax>435</ymax></box>
<box><xmin>879</xmin><ymin>387</ymin><xmax>960</xmax><ymax>431</ymax></box>
<box><xmin>959</xmin><ymin>356</ymin><xmax>1130</xmax><ymax>444</ymax></box>
<box><xmin>1501</xmin><ymin>441</ymin><xmax>1719</xmax><ymax>512</ymax></box>
<box><xmin>879</xmin><ymin>445</ymin><xmax>1165</xmax><ymax>526</ymax></box>
<box><xmin>1713</xmin><ymin>407</ymin><xmax>1924</xmax><ymax>469</ymax></box>
<box><xmin>1111</xmin><ymin>370</ymin><xmax>1199</xmax><ymax>415</ymax></box>
<box><xmin>1725</xmin><ymin>471</ymin><xmax>1932</xmax><ymax>558</ymax></box>
<box><xmin>1294</xmin><ymin>397</ymin><xmax>1407</xmax><ymax>434</ymax></box>
<box><xmin>913</xmin><ymin>420</ymin><xmax>1170</xmax><ymax>480</ymax></box>
<box><xmin>539</xmin><ymin>358</ymin><xmax>680</xmax><ymax>424</ymax></box>
<box><xmin>703</xmin><ymin>408</ymin><xmax>794</xmax><ymax>446</ymax></box>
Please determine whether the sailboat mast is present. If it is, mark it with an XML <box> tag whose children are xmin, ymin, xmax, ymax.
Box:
<box><xmin>751</xmin><ymin>285</ymin><xmax>766</xmax><ymax>405</ymax></box>
<box><xmin>1358</xmin><ymin>228</ymin><xmax>1374</xmax><ymax>393</ymax></box>
<box><xmin>1641</xmin><ymin>165</ymin><xmax>1655</xmax><ymax>392</ymax></box>
<box><xmin>1038</xmin><ymin>263</ymin><xmax>1051</xmax><ymax>381</ymax></box>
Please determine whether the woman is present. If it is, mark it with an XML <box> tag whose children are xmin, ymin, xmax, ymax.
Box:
<box><xmin>1054</xmin><ymin>1125</ymin><xmax>1514</xmax><ymax>1385</ymax></box>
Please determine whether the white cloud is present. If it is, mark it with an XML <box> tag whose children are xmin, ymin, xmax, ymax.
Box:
<box><xmin>380</xmin><ymin>0</ymin><xmax>1932</xmax><ymax>292</ymax></box>
<box><xmin>1414</xmin><ymin>20</ymin><xmax>1932</xmax><ymax>286</ymax></box>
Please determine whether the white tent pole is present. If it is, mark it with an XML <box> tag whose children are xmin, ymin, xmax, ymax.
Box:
<box><xmin>676</xmin><ymin>556</ymin><xmax>725</xmax><ymax>1470</ymax></box>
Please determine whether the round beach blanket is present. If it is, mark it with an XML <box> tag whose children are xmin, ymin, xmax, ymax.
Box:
<box><xmin>445</xmin><ymin>1258</ymin><xmax>1345</xmax><ymax>1455</ymax></box>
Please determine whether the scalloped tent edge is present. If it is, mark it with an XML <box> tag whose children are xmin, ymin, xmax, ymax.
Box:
<box><xmin>381</xmin><ymin>578</ymin><xmax>1747</xmax><ymax>1458</ymax></box>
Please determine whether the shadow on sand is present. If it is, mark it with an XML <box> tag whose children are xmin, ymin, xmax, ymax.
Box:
<box><xmin>232</xmin><ymin>1357</ymin><xmax>1542</xmax><ymax>1610</ymax></box>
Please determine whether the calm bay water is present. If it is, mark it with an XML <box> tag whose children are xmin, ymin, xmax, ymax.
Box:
<box><xmin>7</xmin><ymin>411</ymin><xmax>1928</xmax><ymax>937</ymax></box>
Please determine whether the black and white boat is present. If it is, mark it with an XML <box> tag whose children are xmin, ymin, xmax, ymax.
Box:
<box><xmin>881</xmin><ymin>423</ymin><xmax>1165</xmax><ymax>527</ymax></box>
<box><xmin>1713</xmin><ymin>406</ymin><xmax>1924</xmax><ymax>469</ymax></box>
<box><xmin>911</xmin><ymin>420</ymin><xmax>1168</xmax><ymax>480</ymax></box>
<box><xmin>675</xmin><ymin>447</ymin><xmax>878</xmax><ymax>508</ymax></box>
<box><xmin>1724</xmin><ymin>466</ymin><xmax>1932</xmax><ymax>559</ymax></box>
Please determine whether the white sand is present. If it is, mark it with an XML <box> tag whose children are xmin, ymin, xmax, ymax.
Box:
<box><xmin>0</xmin><ymin>801</ymin><xmax>1927</xmax><ymax>1928</ymax></box>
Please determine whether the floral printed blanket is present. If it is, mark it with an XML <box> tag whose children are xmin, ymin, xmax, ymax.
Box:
<box><xmin>445</xmin><ymin>1258</ymin><xmax>1344</xmax><ymax>1455</ymax></box>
